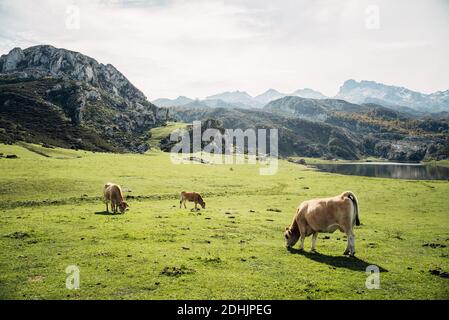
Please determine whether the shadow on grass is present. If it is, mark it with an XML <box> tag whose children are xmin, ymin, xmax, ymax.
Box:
<box><xmin>94</xmin><ymin>211</ymin><xmax>121</xmax><ymax>215</ymax></box>
<box><xmin>288</xmin><ymin>248</ymin><xmax>388</xmax><ymax>272</ymax></box>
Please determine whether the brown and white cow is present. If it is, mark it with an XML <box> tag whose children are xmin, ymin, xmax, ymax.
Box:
<box><xmin>103</xmin><ymin>182</ymin><xmax>129</xmax><ymax>214</ymax></box>
<box><xmin>284</xmin><ymin>191</ymin><xmax>360</xmax><ymax>256</ymax></box>
<box><xmin>180</xmin><ymin>191</ymin><xmax>206</xmax><ymax>210</ymax></box>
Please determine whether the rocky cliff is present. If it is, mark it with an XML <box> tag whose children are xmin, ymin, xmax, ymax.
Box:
<box><xmin>0</xmin><ymin>45</ymin><xmax>168</xmax><ymax>152</ymax></box>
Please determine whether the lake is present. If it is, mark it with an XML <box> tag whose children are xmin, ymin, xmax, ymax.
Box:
<box><xmin>311</xmin><ymin>162</ymin><xmax>449</xmax><ymax>180</ymax></box>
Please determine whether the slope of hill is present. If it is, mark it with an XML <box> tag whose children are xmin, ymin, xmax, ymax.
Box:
<box><xmin>0</xmin><ymin>45</ymin><xmax>168</xmax><ymax>152</ymax></box>
<box><xmin>264</xmin><ymin>96</ymin><xmax>405</xmax><ymax>119</ymax></box>
<box><xmin>264</xmin><ymin>96</ymin><xmax>449</xmax><ymax>161</ymax></box>
<box><xmin>170</xmin><ymin>107</ymin><xmax>366</xmax><ymax>159</ymax></box>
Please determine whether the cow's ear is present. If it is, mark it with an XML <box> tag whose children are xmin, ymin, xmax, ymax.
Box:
<box><xmin>285</xmin><ymin>226</ymin><xmax>289</xmax><ymax>231</ymax></box>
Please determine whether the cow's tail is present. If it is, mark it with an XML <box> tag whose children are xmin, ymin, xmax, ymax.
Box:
<box><xmin>342</xmin><ymin>191</ymin><xmax>360</xmax><ymax>226</ymax></box>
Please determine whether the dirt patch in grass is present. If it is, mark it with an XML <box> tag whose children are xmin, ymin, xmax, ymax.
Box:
<box><xmin>160</xmin><ymin>265</ymin><xmax>195</xmax><ymax>277</ymax></box>
<box><xmin>198</xmin><ymin>257</ymin><xmax>222</xmax><ymax>264</ymax></box>
<box><xmin>5</xmin><ymin>231</ymin><xmax>31</xmax><ymax>239</ymax></box>
<box><xmin>423</xmin><ymin>243</ymin><xmax>447</xmax><ymax>248</ymax></box>
<box><xmin>28</xmin><ymin>275</ymin><xmax>45</xmax><ymax>282</ymax></box>
<box><xmin>429</xmin><ymin>268</ymin><xmax>449</xmax><ymax>279</ymax></box>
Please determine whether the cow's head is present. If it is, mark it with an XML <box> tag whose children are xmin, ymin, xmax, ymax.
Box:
<box><xmin>119</xmin><ymin>201</ymin><xmax>129</xmax><ymax>214</ymax></box>
<box><xmin>198</xmin><ymin>196</ymin><xmax>206</xmax><ymax>209</ymax></box>
<box><xmin>284</xmin><ymin>226</ymin><xmax>299</xmax><ymax>248</ymax></box>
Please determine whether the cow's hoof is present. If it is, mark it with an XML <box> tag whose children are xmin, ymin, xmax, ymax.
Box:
<box><xmin>311</xmin><ymin>249</ymin><xmax>317</xmax><ymax>253</ymax></box>
<box><xmin>343</xmin><ymin>250</ymin><xmax>350</xmax><ymax>256</ymax></box>
<box><xmin>349</xmin><ymin>252</ymin><xmax>356</xmax><ymax>257</ymax></box>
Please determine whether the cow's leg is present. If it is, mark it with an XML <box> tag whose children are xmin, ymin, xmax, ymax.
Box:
<box><xmin>311</xmin><ymin>232</ymin><xmax>318</xmax><ymax>252</ymax></box>
<box><xmin>348</xmin><ymin>230</ymin><xmax>356</xmax><ymax>256</ymax></box>
<box><xmin>184</xmin><ymin>200</ymin><xmax>187</xmax><ymax>209</ymax></box>
<box><xmin>179</xmin><ymin>199</ymin><xmax>182</xmax><ymax>208</ymax></box>
<box><xmin>299</xmin><ymin>234</ymin><xmax>306</xmax><ymax>251</ymax></box>
<box><xmin>194</xmin><ymin>201</ymin><xmax>198</xmax><ymax>211</ymax></box>
<box><xmin>343</xmin><ymin>230</ymin><xmax>352</xmax><ymax>255</ymax></box>
<box><xmin>105</xmin><ymin>201</ymin><xmax>109</xmax><ymax>213</ymax></box>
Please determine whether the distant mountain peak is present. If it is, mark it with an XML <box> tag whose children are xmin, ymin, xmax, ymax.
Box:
<box><xmin>254</xmin><ymin>89</ymin><xmax>286</xmax><ymax>104</ymax></box>
<box><xmin>264</xmin><ymin>88</ymin><xmax>282</xmax><ymax>94</ymax></box>
<box><xmin>207</xmin><ymin>90</ymin><xmax>252</xmax><ymax>98</ymax></box>
<box><xmin>293</xmin><ymin>88</ymin><xmax>327</xmax><ymax>99</ymax></box>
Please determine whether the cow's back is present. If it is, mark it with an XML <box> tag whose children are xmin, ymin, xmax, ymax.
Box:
<box><xmin>299</xmin><ymin>196</ymin><xmax>352</xmax><ymax>232</ymax></box>
<box><xmin>104</xmin><ymin>184</ymin><xmax>123</xmax><ymax>202</ymax></box>
<box><xmin>181</xmin><ymin>192</ymin><xmax>197</xmax><ymax>201</ymax></box>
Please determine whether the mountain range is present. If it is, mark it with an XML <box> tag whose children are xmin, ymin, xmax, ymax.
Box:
<box><xmin>153</xmin><ymin>81</ymin><xmax>449</xmax><ymax>114</ymax></box>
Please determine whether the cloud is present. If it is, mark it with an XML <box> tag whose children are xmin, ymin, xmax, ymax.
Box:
<box><xmin>1</xmin><ymin>0</ymin><xmax>448</xmax><ymax>98</ymax></box>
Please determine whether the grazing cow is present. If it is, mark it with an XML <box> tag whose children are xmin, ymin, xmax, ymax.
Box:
<box><xmin>284</xmin><ymin>191</ymin><xmax>360</xmax><ymax>256</ymax></box>
<box><xmin>180</xmin><ymin>191</ymin><xmax>206</xmax><ymax>210</ymax></box>
<box><xmin>103</xmin><ymin>182</ymin><xmax>129</xmax><ymax>214</ymax></box>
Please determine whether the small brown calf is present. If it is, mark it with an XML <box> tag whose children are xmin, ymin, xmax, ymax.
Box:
<box><xmin>103</xmin><ymin>183</ymin><xmax>129</xmax><ymax>214</ymax></box>
<box><xmin>180</xmin><ymin>191</ymin><xmax>206</xmax><ymax>210</ymax></box>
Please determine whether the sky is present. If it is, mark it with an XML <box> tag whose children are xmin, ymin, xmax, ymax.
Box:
<box><xmin>0</xmin><ymin>0</ymin><xmax>449</xmax><ymax>100</ymax></box>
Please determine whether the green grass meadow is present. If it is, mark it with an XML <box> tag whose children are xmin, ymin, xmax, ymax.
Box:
<box><xmin>0</xmin><ymin>143</ymin><xmax>448</xmax><ymax>299</ymax></box>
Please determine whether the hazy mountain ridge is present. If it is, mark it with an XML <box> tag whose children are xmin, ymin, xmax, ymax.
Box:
<box><xmin>206</xmin><ymin>90</ymin><xmax>256</xmax><ymax>105</ymax></box>
<box><xmin>152</xmin><ymin>96</ymin><xmax>193</xmax><ymax>107</ymax></box>
<box><xmin>153</xmin><ymin>88</ymin><xmax>328</xmax><ymax>109</ymax></box>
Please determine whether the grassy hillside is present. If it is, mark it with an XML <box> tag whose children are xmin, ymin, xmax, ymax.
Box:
<box><xmin>148</xmin><ymin>122</ymin><xmax>188</xmax><ymax>150</ymax></box>
<box><xmin>0</xmin><ymin>143</ymin><xmax>448</xmax><ymax>299</ymax></box>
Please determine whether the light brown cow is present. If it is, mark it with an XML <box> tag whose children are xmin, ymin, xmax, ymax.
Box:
<box><xmin>103</xmin><ymin>182</ymin><xmax>129</xmax><ymax>214</ymax></box>
<box><xmin>179</xmin><ymin>191</ymin><xmax>206</xmax><ymax>210</ymax></box>
<box><xmin>284</xmin><ymin>191</ymin><xmax>360</xmax><ymax>256</ymax></box>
